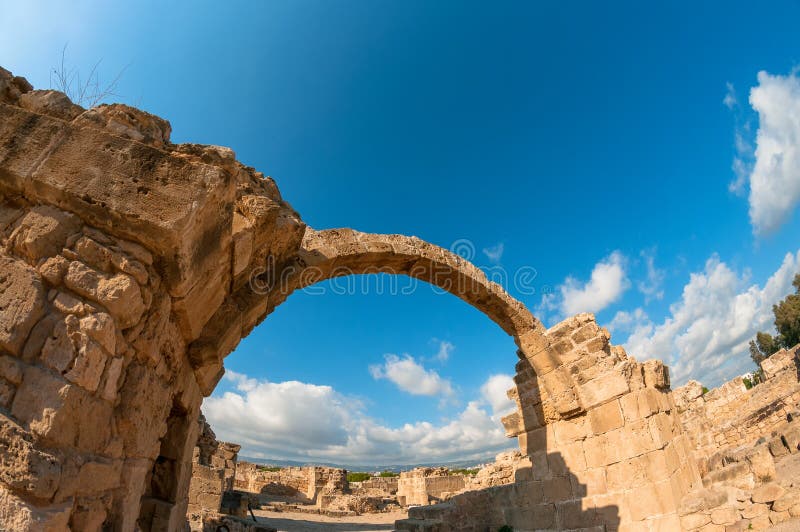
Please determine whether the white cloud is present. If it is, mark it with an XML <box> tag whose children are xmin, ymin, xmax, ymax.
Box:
<box><xmin>203</xmin><ymin>371</ymin><xmax>516</xmax><ymax>465</ymax></box>
<box><xmin>480</xmin><ymin>374</ymin><xmax>516</xmax><ymax>417</ymax></box>
<box><xmin>607</xmin><ymin>307</ymin><xmax>649</xmax><ymax>334</ymax></box>
<box><xmin>637</xmin><ymin>250</ymin><xmax>665</xmax><ymax>303</ymax></box>
<box><xmin>621</xmin><ymin>250</ymin><xmax>800</xmax><ymax>387</ymax></box>
<box><xmin>723</xmin><ymin>82</ymin><xmax>737</xmax><ymax>109</ymax></box>
<box><xmin>545</xmin><ymin>251</ymin><xmax>630</xmax><ymax>318</ymax></box>
<box><xmin>369</xmin><ymin>354</ymin><xmax>454</xmax><ymax>398</ymax></box>
<box><xmin>482</xmin><ymin>243</ymin><xmax>505</xmax><ymax>264</ymax></box>
<box><xmin>434</xmin><ymin>340</ymin><xmax>454</xmax><ymax>363</ymax></box>
<box><xmin>734</xmin><ymin>71</ymin><xmax>800</xmax><ymax>234</ymax></box>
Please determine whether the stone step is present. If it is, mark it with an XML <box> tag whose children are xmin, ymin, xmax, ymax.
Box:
<box><xmin>394</xmin><ymin>517</ymin><xmax>444</xmax><ymax>531</ymax></box>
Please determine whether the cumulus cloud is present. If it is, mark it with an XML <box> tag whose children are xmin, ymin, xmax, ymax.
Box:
<box><xmin>203</xmin><ymin>371</ymin><xmax>516</xmax><ymax>465</ymax></box>
<box><xmin>544</xmin><ymin>251</ymin><xmax>630</xmax><ymax>318</ymax></box>
<box><xmin>369</xmin><ymin>354</ymin><xmax>454</xmax><ymax>398</ymax></box>
<box><xmin>433</xmin><ymin>340</ymin><xmax>454</xmax><ymax>363</ymax></box>
<box><xmin>621</xmin><ymin>250</ymin><xmax>800</xmax><ymax>387</ymax></box>
<box><xmin>480</xmin><ymin>374</ymin><xmax>516</xmax><ymax>416</ymax></box>
<box><xmin>482</xmin><ymin>243</ymin><xmax>505</xmax><ymax>264</ymax></box>
<box><xmin>607</xmin><ymin>307</ymin><xmax>649</xmax><ymax>334</ymax></box>
<box><xmin>733</xmin><ymin>71</ymin><xmax>800</xmax><ymax>234</ymax></box>
<box><xmin>637</xmin><ymin>250</ymin><xmax>665</xmax><ymax>303</ymax></box>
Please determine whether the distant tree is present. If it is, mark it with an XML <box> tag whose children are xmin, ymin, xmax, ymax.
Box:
<box><xmin>749</xmin><ymin>273</ymin><xmax>800</xmax><ymax>366</ymax></box>
<box><xmin>749</xmin><ymin>331</ymin><xmax>780</xmax><ymax>365</ymax></box>
<box><xmin>378</xmin><ymin>471</ymin><xmax>399</xmax><ymax>478</ymax></box>
<box><xmin>346</xmin><ymin>472</ymin><xmax>372</xmax><ymax>483</ymax></box>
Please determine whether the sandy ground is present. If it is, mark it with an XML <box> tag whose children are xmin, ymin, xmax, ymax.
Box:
<box><xmin>252</xmin><ymin>508</ymin><xmax>407</xmax><ymax>532</ymax></box>
<box><xmin>249</xmin><ymin>454</ymin><xmax>800</xmax><ymax>531</ymax></box>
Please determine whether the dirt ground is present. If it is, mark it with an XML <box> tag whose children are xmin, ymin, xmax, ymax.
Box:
<box><xmin>252</xmin><ymin>508</ymin><xmax>407</xmax><ymax>532</ymax></box>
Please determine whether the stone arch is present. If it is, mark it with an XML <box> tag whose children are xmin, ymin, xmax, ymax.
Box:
<box><xmin>277</xmin><ymin>228</ymin><xmax>581</xmax><ymax>418</ymax></box>
<box><xmin>0</xmin><ymin>69</ymin><xmax>699</xmax><ymax>531</ymax></box>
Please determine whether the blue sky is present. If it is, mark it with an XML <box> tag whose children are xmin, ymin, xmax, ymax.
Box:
<box><xmin>4</xmin><ymin>0</ymin><xmax>800</xmax><ymax>465</ymax></box>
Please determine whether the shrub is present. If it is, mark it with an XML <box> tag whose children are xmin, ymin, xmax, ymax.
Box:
<box><xmin>257</xmin><ymin>465</ymin><xmax>281</xmax><ymax>472</ymax></box>
<box><xmin>378</xmin><ymin>471</ymin><xmax>399</xmax><ymax>478</ymax></box>
<box><xmin>498</xmin><ymin>526</ymin><xmax>514</xmax><ymax>532</ymax></box>
<box><xmin>449</xmin><ymin>468</ymin><xmax>479</xmax><ymax>476</ymax></box>
<box><xmin>347</xmin><ymin>472</ymin><xmax>372</xmax><ymax>483</ymax></box>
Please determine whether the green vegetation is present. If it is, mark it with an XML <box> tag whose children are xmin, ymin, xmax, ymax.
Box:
<box><xmin>449</xmin><ymin>468</ymin><xmax>479</xmax><ymax>476</ymax></box>
<box><xmin>750</xmin><ymin>273</ymin><xmax>800</xmax><ymax>366</ymax></box>
<box><xmin>702</xmin><ymin>386</ymin><xmax>709</xmax><ymax>395</ymax></box>
<box><xmin>256</xmin><ymin>465</ymin><xmax>281</xmax><ymax>472</ymax></box>
<box><xmin>378</xmin><ymin>471</ymin><xmax>399</xmax><ymax>478</ymax></box>
<box><xmin>498</xmin><ymin>526</ymin><xmax>514</xmax><ymax>532</ymax></box>
<box><xmin>743</xmin><ymin>377</ymin><xmax>753</xmax><ymax>390</ymax></box>
<box><xmin>347</xmin><ymin>472</ymin><xmax>372</xmax><ymax>483</ymax></box>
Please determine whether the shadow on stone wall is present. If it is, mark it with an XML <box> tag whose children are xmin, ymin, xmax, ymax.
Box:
<box><xmin>397</xmin><ymin>356</ymin><xmax>620</xmax><ymax>531</ymax></box>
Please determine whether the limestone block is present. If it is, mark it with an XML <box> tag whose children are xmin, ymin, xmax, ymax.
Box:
<box><xmin>588</xmin><ymin>399</ymin><xmax>624</xmax><ymax>435</ymax></box>
<box><xmin>232</xmin><ymin>212</ymin><xmax>254</xmax><ymax>277</ymax></box>
<box><xmin>769</xmin><ymin>510</ymin><xmax>790</xmax><ymax>525</ymax></box>
<box><xmin>625</xmin><ymin>482</ymin><xmax>663</xmax><ymax>521</ymax></box>
<box><xmin>10</xmin><ymin>205</ymin><xmax>80</xmax><ymax>263</ymax></box>
<box><xmin>577</xmin><ymin>369</ymin><xmax>631</xmax><ymax>410</ymax></box>
<box><xmin>741</xmin><ymin>502</ymin><xmax>768</xmax><ymax>519</ymax></box>
<box><xmin>0</xmin><ymin>255</ymin><xmax>46</xmax><ymax>356</ymax></box>
<box><xmin>642</xmin><ymin>359</ymin><xmax>670</xmax><ymax>389</ymax></box>
<box><xmin>679</xmin><ymin>488</ymin><xmax>728</xmax><ymax>515</ymax></box>
<box><xmin>69</xmin><ymin>498</ymin><xmax>108</xmax><ymax>531</ymax></box>
<box><xmin>772</xmin><ymin>489</ymin><xmax>800</xmax><ymax>512</ymax></box>
<box><xmin>11</xmin><ymin>365</ymin><xmax>112</xmax><ymax>453</ymax></box>
<box><xmin>0</xmin><ymin>414</ymin><xmax>61</xmax><ymax>500</ymax></box>
<box><xmin>680</xmin><ymin>511</ymin><xmax>711</xmax><ymax>529</ymax></box>
<box><xmin>503</xmin><ymin>503</ymin><xmax>555</xmax><ymax>530</ymax></box>
<box><xmin>0</xmin><ymin>484</ymin><xmax>72</xmax><ymax>532</ymax></box>
<box><xmin>38</xmin><ymin>256</ymin><xmax>69</xmax><ymax>286</ymax></box>
<box><xmin>101</xmin><ymin>356</ymin><xmax>125</xmax><ymax>401</ymax></box>
<box><xmin>552</xmin><ymin>416</ymin><xmax>590</xmax><ymax>444</ymax></box>
<box><xmin>79</xmin><ymin>312</ymin><xmax>116</xmax><ymax>354</ymax></box>
<box><xmin>64</xmin><ymin>261</ymin><xmax>145</xmax><ymax>328</ymax></box>
<box><xmin>768</xmin><ymin>435</ymin><xmax>788</xmax><ymax>457</ymax></box>
<box><xmin>751</xmin><ymin>482</ymin><xmax>785</xmax><ymax>504</ymax></box>
<box><xmin>18</xmin><ymin>89</ymin><xmax>83</xmax><ymax>120</ymax></box>
<box><xmin>710</xmin><ymin>506</ymin><xmax>738</xmax><ymax>525</ymax></box>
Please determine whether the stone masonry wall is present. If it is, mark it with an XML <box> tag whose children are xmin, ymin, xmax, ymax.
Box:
<box><xmin>674</xmin><ymin>345</ymin><xmax>800</xmax><ymax>471</ymax></box>
<box><xmin>0</xmin><ymin>64</ymin><xmax>728</xmax><ymax>531</ymax></box>
<box><xmin>400</xmin><ymin>314</ymin><xmax>702</xmax><ymax>531</ymax></box>
<box><xmin>396</xmin><ymin>468</ymin><xmax>466</xmax><ymax>506</ymax></box>
<box><xmin>0</xmin><ymin>66</ymin><xmax>304</xmax><ymax>531</ymax></box>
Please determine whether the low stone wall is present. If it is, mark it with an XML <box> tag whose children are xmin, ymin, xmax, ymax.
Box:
<box><xmin>397</xmin><ymin>468</ymin><xmax>467</xmax><ymax>506</ymax></box>
<box><xmin>674</xmin><ymin>345</ymin><xmax>800</xmax><ymax>470</ymax></box>
<box><xmin>186</xmin><ymin>415</ymin><xmax>247</xmax><ymax>530</ymax></box>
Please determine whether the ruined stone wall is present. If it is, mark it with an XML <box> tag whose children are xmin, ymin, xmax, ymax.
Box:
<box><xmin>233</xmin><ymin>462</ymin><xmax>349</xmax><ymax>505</ymax></box>
<box><xmin>351</xmin><ymin>476</ymin><xmax>398</xmax><ymax>495</ymax></box>
<box><xmin>0</xmin><ymin>65</ymin><xmax>723</xmax><ymax>531</ymax></box>
<box><xmin>186</xmin><ymin>415</ymin><xmax>241</xmax><ymax>526</ymax></box>
<box><xmin>400</xmin><ymin>314</ymin><xmax>702</xmax><ymax>531</ymax></box>
<box><xmin>674</xmin><ymin>345</ymin><xmax>800</xmax><ymax>469</ymax></box>
<box><xmin>0</xmin><ymin>66</ymin><xmax>303</xmax><ymax>531</ymax></box>
<box><xmin>396</xmin><ymin>468</ymin><xmax>466</xmax><ymax>506</ymax></box>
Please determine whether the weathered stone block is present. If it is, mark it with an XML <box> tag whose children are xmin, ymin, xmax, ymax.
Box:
<box><xmin>0</xmin><ymin>255</ymin><xmax>46</xmax><ymax>356</ymax></box>
<box><xmin>588</xmin><ymin>399</ymin><xmax>624</xmax><ymax>435</ymax></box>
